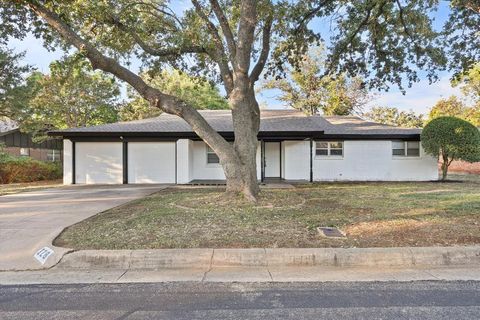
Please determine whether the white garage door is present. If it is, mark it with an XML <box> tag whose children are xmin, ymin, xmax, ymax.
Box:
<box><xmin>75</xmin><ymin>142</ymin><xmax>123</xmax><ymax>184</ymax></box>
<box><xmin>128</xmin><ymin>142</ymin><xmax>176</xmax><ymax>183</ymax></box>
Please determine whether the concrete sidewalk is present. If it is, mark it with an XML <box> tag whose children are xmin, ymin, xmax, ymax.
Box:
<box><xmin>0</xmin><ymin>185</ymin><xmax>166</xmax><ymax>271</ymax></box>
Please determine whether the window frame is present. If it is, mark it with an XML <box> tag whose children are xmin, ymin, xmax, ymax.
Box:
<box><xmin>392</xmin><ymin>140</ymin><xmax>420</xmax><ymax>158</ymax></box>
<box><xmin>47</xmin><ymin>149</ymin><xmax>61</xmax><ymax>162</ymax></box>
<box><xmin>315</xmin><ymin>141</ymin><xmax>344</xmax><ymax>158</ymax></box>
<box><xmin>206</xmin><ymin>145</ymin><xmax>220</xmax><ymax>165</ymax></box>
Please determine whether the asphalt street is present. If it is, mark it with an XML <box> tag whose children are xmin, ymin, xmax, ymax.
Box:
<box><xmin>0</xmin><ymin>281</ymin><xmax>479</xmax><ymax>319</ymax></box>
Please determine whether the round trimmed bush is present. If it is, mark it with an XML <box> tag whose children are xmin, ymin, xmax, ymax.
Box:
<box><xmin>421</xmin><ymin>116</ymin><xmax>480</xmax><ymax>180</ymax></box>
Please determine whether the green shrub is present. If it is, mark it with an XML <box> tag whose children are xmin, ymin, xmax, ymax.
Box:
<box><xmin>0</xmin><ymin>152</ymin><xmax>62</xmax><ymax>184</ymax></box>
<box><xmin>421</xmin><ymin>116</ymin><xmax>480</xmax><ymax>180</ymax></box>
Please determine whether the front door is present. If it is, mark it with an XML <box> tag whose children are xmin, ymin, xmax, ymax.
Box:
<box><xmin>264</xmin><ymin>142</ymin><xmax>281</xmax><ymax>178</ymax></box>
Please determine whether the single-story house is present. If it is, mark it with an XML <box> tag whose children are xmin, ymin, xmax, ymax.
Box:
<box><xmin>49</xmin><ymin>110</ymin><xmax>439</xmax><ymax>184</ymax></box>
<box><xmin>0</xmin><ymin>119</ymin><xmax>63</xmax><ymax>162</ymax></box>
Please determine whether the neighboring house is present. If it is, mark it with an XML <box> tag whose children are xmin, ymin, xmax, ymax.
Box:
<box><xmin>0</xmin><ymin>119</ymin><xmax>63</xmax><ymax>162</ymax></box>
<box><xmin>49</xmin><ymin>110</ymin><xmax>439</xmax><ymax>185</ymax></box>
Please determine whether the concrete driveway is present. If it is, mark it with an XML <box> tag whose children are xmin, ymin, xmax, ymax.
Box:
<box><xmin>0</xmin><ymin>185</ymin><xmax>167</xmax><ymax>271</ymax></box>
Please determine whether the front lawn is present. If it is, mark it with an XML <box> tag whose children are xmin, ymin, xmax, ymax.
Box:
<box><xmin>55</xmin><ymin>174</ymin><xmax>480</xmax><ymax>249</ymax></box>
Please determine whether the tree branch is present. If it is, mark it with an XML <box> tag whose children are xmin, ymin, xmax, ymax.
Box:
<box><xmin>110</xmin><ymin>15</ymin><xmax>207</xmax><ymax>57</ymax></box>
<box><xmin>191</xmin><ymin>0</ymin><xmax>234</xmax><ymax>94</ymax></box>
<box><xmin>23</xmin><ymin>0</ymin><xmax>233</xmax><ymax>155</ymax></box>
<box><xmin>294</xmin><ymin>0</ymin><xmax>334</xmax><ymax>33</ymax></box>
<box><xmin>210</xmin><ymin>0</ymin><xmax>236</xmax><ymax>58</ymax></box>
<box><xmin>250</xmin><ymin>12</ymin><xmax>273</xmax><ymax>83</ymax></box>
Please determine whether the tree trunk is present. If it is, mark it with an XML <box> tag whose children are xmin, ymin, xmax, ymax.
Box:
<box><xmin>220</xmin><ymin>79</ymin><xmax>260</xmax><ymax>202</ymax></box>
<box><xmin>441</xmin><ymin>152</ymin><xmax>449</xmax><ymax>181</ymax></box>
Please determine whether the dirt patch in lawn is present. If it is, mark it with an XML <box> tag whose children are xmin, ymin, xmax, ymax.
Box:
<box><xmin>55</xmin><ymin>174</ymin><xmax>480</xmax><ymax>249</ymax></box>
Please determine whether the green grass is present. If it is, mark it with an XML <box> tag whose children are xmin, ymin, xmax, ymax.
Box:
<box><xmin>55</xmin><ymin>174</ymin><xmax>480</xmax><ymax>249</ymax></box>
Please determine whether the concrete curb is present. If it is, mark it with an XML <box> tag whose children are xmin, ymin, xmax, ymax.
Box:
<box><xmin>57</xmin><ymin>246</ymin><xmax>480</xmax><ymax>270</ymax></box>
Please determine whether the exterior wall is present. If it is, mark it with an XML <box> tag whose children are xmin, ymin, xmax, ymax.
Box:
<box><xmin>176</xmin><ymin>139</ymin><xmax>193</xmax><ymax>184</ymax></box>
<box><xmin>128</xmin><ymin>142</ymin><xmax>176</xmax><ymax>183</ymax></box>
<box><xmin>191</xmin><ymin>140</ymin><xmax>261</xmax><ymax>181</ymax></box>
<box><xmin>63</xmin><ymin>140</ymin><xmax>73</xmax><ymax>185</ymax></box>
<box><xmin>191</xmin><ymin>141</ymin><xmax>225</xmax><ymax>180</ymax></box>
<box><xmin>75</xmin><ymin>142</ymin><xmax>123</xmax><ymax>184</ymax></box>
<box><xmin>313</xmin><ymin>140</ymin><xmax>439</xmax><ymax>181</ymax></box>
<box><xmin>283</xmin><ymin>140</ymin><xmax>310</xmax><ymax>180</ymax></box>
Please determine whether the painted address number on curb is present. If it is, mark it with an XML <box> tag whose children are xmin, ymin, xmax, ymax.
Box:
<box><xmin>34</xmin><ymin>247</ymin><xmax>54</xmax><ymax>265</ymax></box>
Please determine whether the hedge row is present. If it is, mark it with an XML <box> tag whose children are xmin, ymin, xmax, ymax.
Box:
<box><xmin>0</xmin><ymin>155</ymin><xmax>62</xmax><ymax>184</ymax></box>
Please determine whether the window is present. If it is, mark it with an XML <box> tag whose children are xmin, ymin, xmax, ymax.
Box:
<box><xmin>316</xmin><ymin>141</ymin><xmax>343</xmax><ymax>157</ymax></box>
<box><xmin>392</xmin><ymin>141</ymin><xmax>420</xmax><ymax>157</ymax></box>
<box><xmin>206</xmin><ymin>145</ymin><xmax>220</xmax><ymax>164</ymax></box>
<box><xmin>20</xmin><ymin>148</ymin><xmax>29</xmax><ymax>156</ymax></box>
<box><xmin>47</xmin><ymin>149</ymin><xmax>61</xmax><ymax>162</ymax></box>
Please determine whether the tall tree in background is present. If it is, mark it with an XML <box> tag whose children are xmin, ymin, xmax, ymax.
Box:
<box><xmin>0</xmin><ymin>47</ymin><xmax>33</xmax><ymax>119</ymax></box>
<box><xmin>120</xmin><ymin>69</ymin><xmax>228</xmax><ymax>121</ymax></box>
<box><xmin>1</xmin><ymin>1</ymin><xmax>458</xmax><ymax>200</ymax></box>
<box><xmin>262</xmin><ymin>48</ymin><xmax>370</xmax><ymax>116</ymax></box>
<box><xmin>454</xmin><ymin>63</ymin><xmax>480</xmax><ymax>103</ymax></box>
<box><xmin>363</xmin><ymin>107</ymin><xmax>424</xmax><ymax>128</ymax></box>
<box><xmin>444</xmin><ymin>1</ymin><xmax>480</xmax><ymax>77</ymax></box>
<box><xmin>20</xmin><ymin>55</ymin><xmax>120</xmax><ymax>140</ymax></box>
<box><xmin>428</xmin><ymin>96</ymin><xmax>479</xmax><ymax>126</ymax></box>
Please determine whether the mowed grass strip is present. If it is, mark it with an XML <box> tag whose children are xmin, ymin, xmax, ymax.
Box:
<box><xmin>55</xmin><ymin>174</ymin><xmax>480</xmax><ymax>249</ymax></box>
<box><xmin>0</xmin><ymin>179</ymin><xmax>63</xmax><ymax>196</ymax></box>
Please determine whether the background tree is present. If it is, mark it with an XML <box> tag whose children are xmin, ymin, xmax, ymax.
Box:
<box><xmin>444</xmin><ymin>1</ymin><xmax>480</xmax><ymax>77</ymax></box>
<box><xmin>20</xmin><ymin>55</ymin><xmax>120</xmax><ymax>140</ymax></box>
<box><xmin>428</xmin><ymin>96</ymin><xmax>479</xmax><ymax>126</ymax></box>
<box><xmin>0</xmin><ymin>47</ymin><xmax>33</xmax><ymax>119</ymax></box>
<box><xmin>262</xmin><ymin>48</ymin><xmax>370</xmax><ymax>116</ymax></box>
<box><xmin>2</xmin><ymin>0</ymin><xmax>456</xmax><ymax>200</ymax></box>
<box><xmin>421</xmin><ymin>116</ymin><xmax>480</xmax><ymax>180</ymax></box>
<box><xmin>119</xmin><ymin>69</ymin><xmax>228</xmax><ymax>121</ymax></box>
<box><xmin>454</xmin><ymin>63</ymin><xmax>480</xmax><ymax>102</ymax></box>
<box><xmin>363</xmin><ymin>107</ymin><xmax>424</xmax><ymax>128</ymax></box>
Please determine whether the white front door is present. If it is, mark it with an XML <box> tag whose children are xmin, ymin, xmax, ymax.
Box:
<box><xmin>264</xmin><ymin>142</ymin><xmax>281</xmax><ymax>178</ymax></box>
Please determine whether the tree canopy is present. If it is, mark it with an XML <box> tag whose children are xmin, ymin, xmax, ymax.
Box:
<box><xmin>0</xmin><ymin>47</ymin><xmax>33</xmax><ymax>119</ymax></box>
<box><xmin>428</xmin><ymin>96</ymin><xmax>479</xmax><ymax>127</ymax></box>
<box><xmin>363</xmin><ymin>107</ymin><xmax>424</xmax><ymax>128</ymax></box>
<box><xmin>19</xmin><ymin>55</ymin><xmax>120</xmax><ymax>140</ymax></box>
<box><xmin>262</xmin><ymin>48</ymin><xmax>370</xmax><ymax>116</ymax></box>
<box><xmin>120</xmin><ymin>69</ymin><xmax>228</xmax><ymax>121</ymax></box>
<box><xmin>421</xmin><ymin>116</ymin><xmax>480</xmax><ymax>180</ymax></box>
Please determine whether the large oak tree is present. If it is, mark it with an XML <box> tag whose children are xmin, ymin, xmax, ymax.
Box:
<box><xmin>1</xmin><ymin>0</ymin><xmax>475</xmax><ymax>200</ymax></box>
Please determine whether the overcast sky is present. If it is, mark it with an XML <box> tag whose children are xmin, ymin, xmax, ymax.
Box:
<box><xmin>6</xmin><ymin>1</ymin><xmax>464</xmax><ymax>116</ymax></box>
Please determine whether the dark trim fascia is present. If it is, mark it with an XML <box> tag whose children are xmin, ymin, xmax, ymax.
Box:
<box><xmin>66</xmin><ymin>137</ymin><xmax>179</xmax><ymax>143</ymax></box>
<box><xmin>0</xmin><ymin>128</ymin><xmax>20</xmax><ymax>137</ymax></box>
<box><xmin>318</xmin><ymin>134</ymin><xmax>421</xmax><ymax>140</ymax></box>
<box><xmin>49</xmin><ymin>130</ymin><xmax>326</xmax><ymax>141</ymax></box>
<box><xmin>50</xmin><ymin>130</ymin><xmax>420</xmax><ymax>141</ymax></box>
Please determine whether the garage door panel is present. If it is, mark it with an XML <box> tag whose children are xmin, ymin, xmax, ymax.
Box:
<box><xmin>76</xmin><ymin>143</ymin><xmax>123</xmax><ymax>184</ymax></box>
<box><xmin>128</xmin><ymin>142</ymin><xmax>176</xmax><ymax>183</ymax></box>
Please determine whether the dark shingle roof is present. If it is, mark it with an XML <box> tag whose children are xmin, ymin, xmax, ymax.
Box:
<box><xmin>50</xmin><ymin>109</ymin><xmax>421</xmax><ymax>138</ymax></box>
